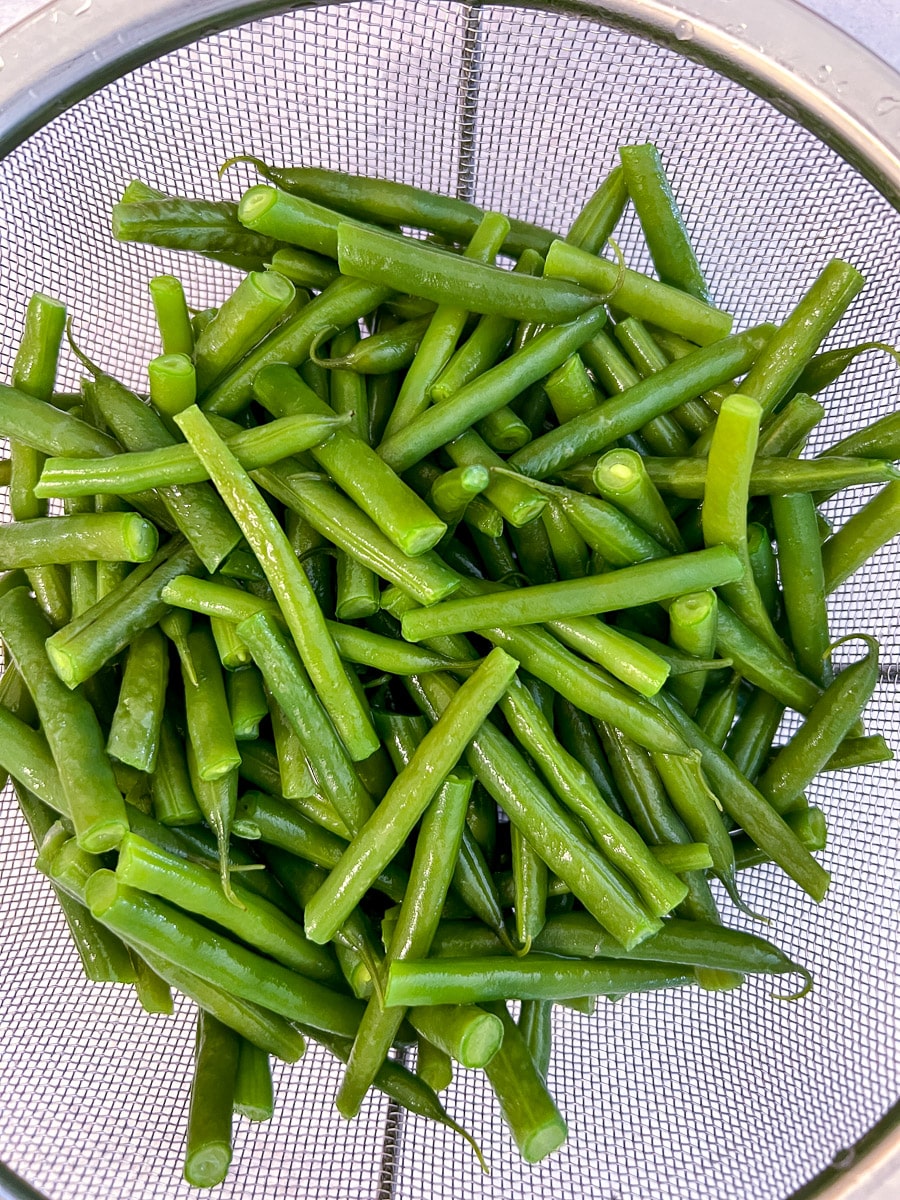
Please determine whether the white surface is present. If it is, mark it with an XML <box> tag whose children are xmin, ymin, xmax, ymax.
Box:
<box><xmin>0</xmin><ymin>0</ymin><xmax>896</xmax><ymax>1198</ymax></box>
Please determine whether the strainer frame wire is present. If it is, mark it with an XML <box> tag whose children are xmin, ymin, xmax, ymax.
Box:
<box><xmin>0</xmin><ymin>2</ymin><xmax>897</xmax><ymax>1199</ymax></box>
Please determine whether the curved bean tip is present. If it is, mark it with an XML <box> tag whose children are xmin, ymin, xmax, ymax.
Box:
<box><xmin>596</xmin><ymin>236</ymin><xmax>627</xmax><ymax>305</ymax></box>
<box><xmin>218</xmin><ymin>153</ymin><xmax>272</xmax><ymax>182</ymax></box>
<box><xmin>721</xmin><ymin>873</ymin><xmax>770</xmax><ymax>924</ymax></box>
<box><xmin>822</xmin><ymin>632</ymin><xmax>880</xmax><ymax>663</ymax></box>
<box><xmin>772</xmin><ymin>963</ymin><xmax>814</xmax><ymax>1002</ymax></box>
<box><xmin>64</xmin><ymin>318</ymin><xmax>103</xmax><ymax>380</ymax></box>
<box><xmin>448</xmin><ymin>1118</ymin><xmax>489</xmax><ymax>1175</ymax></box>
<box><xmin>308</xmin><ymin>325</ymin><xmax>344</xmax><ymax>370</ymax></box>
<box><xmin>512</xmin><ymin>933</ymin><xmax>533</xmax><ymax>958</ymax></box>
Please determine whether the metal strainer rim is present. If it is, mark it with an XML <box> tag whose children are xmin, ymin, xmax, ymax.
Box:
<box><xmin>0</xmin><ymin>3</ymin><xmax>897</xmax><ymax>1199</ymax></box>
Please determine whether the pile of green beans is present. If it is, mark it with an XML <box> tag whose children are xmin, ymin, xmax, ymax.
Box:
<box><xmin>1</xmin><ymin>143</ymin><xmax>895</xmax><ymax>1190</ymax></box>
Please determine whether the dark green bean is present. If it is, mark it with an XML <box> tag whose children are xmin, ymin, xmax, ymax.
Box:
<box><xmin>509</xmin><ymin>326</ymin><xmax>773</xmax><ymax>478</ymax></box>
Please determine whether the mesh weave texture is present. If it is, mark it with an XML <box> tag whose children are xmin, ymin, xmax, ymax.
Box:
<box><xmin>0</xmin><ymin>4</ymin><xmax>897</xmax><ymax>1199</ymax></box>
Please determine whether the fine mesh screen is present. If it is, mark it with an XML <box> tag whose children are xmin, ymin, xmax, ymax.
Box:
<box><xmin>0</xmin><ymin>3</ymin><xmax>898</xmax><ymax>1199</ymax></box>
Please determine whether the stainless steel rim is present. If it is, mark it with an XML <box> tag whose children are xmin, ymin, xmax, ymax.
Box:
<box><xmin>0</xmin><ymin>3</ymin><xmax>897</xmax><ymax>1198</ymax></box>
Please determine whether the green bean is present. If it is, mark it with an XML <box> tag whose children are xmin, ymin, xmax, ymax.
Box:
<box><xmin>111</xmin><ymin>195</ymin><xmax>280</xmax><ymax>271</ymax></box>
<box><xmin>757</xmin><ymin>393</ymin><xmax>826</xmax><ymax>458</ymax></box>
<box><xmin>386</xmin><ymin>957</ymin><xmax>690</xmax><ymax>1006</ymax></box>
<box><xmin>818</xmin><ymin>408</ymin><xmax>900</xmax><ymax>462</ymax></box>
<box><xmin>476</xmin><ymin>406</ymin><xmax>532</xmax><ymax>453</ymax></box>
<box><xmin>303</xmin><ymin>1025</ymin><xmax>485</xmax><ymax>1167</ymax></box>
<box><xmin>582</xmin><ymin>329</ymin><xmax>691</xmax><ymax>456</ymax></box>
<box><xmin>211</xmin><ymin>613</ymin><xmax>251</xmax><ymax>670</ymax></box>
<box><xmin>175</xmin><ymin>407</ymin><xmax>378</xmax><ymax>760</ymax></box>
<box><xmin>87</xmin><ymin>871</ymin><xmax>365</xmax><ymax>1039</ymax></box>
<box><xmin>304</xmin><ymin>648</ymin><xmax>518</xmax><ymax>944</ymax></box>
<box><xmin>757</xmin><ymin>635</ymin><xmax>879</xmax><ymax>813</ymax></box>
<box><xmin>65</xmin><ymin>499</ymin><xmax>98</xmax><ymax>618</ymax></box>
<box><xmin>415</xmin><ymin>1037</ymin><xmax>453</xmax><ymax>1093</ymax></box>
<box><xmin>702</xmin><ymin>393</ymin><xmax>784</xmax><ymax>655</ymax></box>
<box><xmin>541</xmin><ymin>503</ymin><xmax>589</xmax><ymax>580</ymax></box>
<box><xmin>510</xmin><ymin>516</ymin><xmax>558</xmax><ymax>585</ymax></box>
<box><xmin>770</xmin><ymin>493</ymin><xmax>830</xmax><ymax>685</ymax></box>
<box><xmin>334</xmin><ymin>551</ymin><xmax>380</xmax><ymax>620</ymax></box>
<box><xmin>510</xmin><ymin>326</ymin><xmax>773</xmax><ymax>478</ymax></box>
<box><xmin>194</xmin><ymin>271</ymin><xmax>296</xmax><ymax>393</ymax></box>
<box><xmin>619</xmin><ymin>143</ymin><xmax>710</xmax><ymax>301</ymax></box>
<box><xmin>566</xmin><ymin>166</ymin><xmax>629</xmax><ymax>252</ymax></box>
<box><xmin>159</xmin><ymin>606</ymin><xmax>196</xmax><ymax>684</ymax></box>
<box><xmin>0</xmin><ymin>705</ymin><xmax>67</xmax><ymax>811</ymax></box>
<box><xmin>0</xmin><ymin>512</ymin><xmax>157</xmax><ymax>568</ymax></box>
<box><xmin>822</xmin><ymin>734</ymin><xmax>893</xmax><ymax>771</ymax></box>
<box><xmin>545</xmin><ymin>238</ymin><xmax>730</xmax><ymax>344</ymax></box>
<box><xmin>554</xmin><ymin>696</ymin><xmax>625</xmax><ymax>817</ymax></box>
<box><xmin>746</xmin><ymin>523</ymin><xmax>779</xmax><ymax>620</ymax></box>
<box><xmin>256</xmin><ymin>468</ymin><xmax>460</xmax><ymax>606</ymax></box>
<box><xmin>696</xmin><ymin>672</ymin><xmax>742</xmax><ymax>748</ymax></box>
<box><xmin>233</xmin><ymin>1039</ymin><xmax>274</xmax><ymax>1123</ymax></box>
<box><xmin>181</xmin><ymin>624</ymin><xmax>240</xmax><ymax>782</ymax></box>
<box><xmin>739</xmin><ymin>260</ymin><xmax>865</xmax><ymax>416</ymax></box>
<box><xmin>511</xmin><ymin>823</ymin><xmax>548</xmax><ymax>946</ymax></box>
<box><xmin>234</xmin><ymin>789</ymin><xmax>408</xmax><ymax>902</ymax></box>
<box><xmin>714</xmin><ymin>602</ymin><xmax>819</xmax><ymax>712</ymax></box>
<box><xmin>378</xmin><ymin>306</ymin><xmax>607</xmax><ymax>473</ymax></box>
<box><xmin>338</xmin><ymin>221</ymin><xmax>605</xmax><ymax>323</ymax></box>
<box><xmin>380</xmin><ymin>212</ymin><xmax>511</xmax><ymax>439</ymax></box>
<box><xmin>260</xmin><ymin>699</ymin><xmax>314</xmax><ymax>802</ymax></box>
<box><xmin>499</xmin><ymin>677</ymin><xmax>687</xmax><ymax>916</ymax></box>
<box><xmin>326</xmin><ymin>325</ymin><xmax>369</xmax><ymax>442</ymax></box>
<box><xmin>336</xmin><ymin>770</ymin><xmax>473</xmax><ymax>1116</ymax></box>
<box><xmin>821</xmin><ymin>481</ymin><xmax>900</xmax><ymax>594</ymax></box>
<box><xmin>645</xmin><ymin>455</ymin><xmax>898</xmax><ymax>497</ymax></box>
<box><xmin>402</xmin><ymin>546</ymin><xmax>741</xmax><ymax>641</ymax></box>
<box><xmin>592</xmin><ymin>448</ymin><xmax>684</xmax><ymax>553</ymax></box>
<box><xmin>733</xmin><ymin>807</ymin><xmax>828</xmax><ymax>872</ymax></box>
<box><xmin>148</xmin><ymin>275</ymin><xmax>193</xmax><ymax>357</ymax></box>
<box><xmin>105</xmin><ymin>626</ymin><xmax>167</xmax><ymax>773</ymax></box>
<box><xmin>427</xmin><ymin>465</ymin><xmax>490</xmax><ymax>530</ymax></box>
<box><xmin>431</xmin><ymin>250</ymin><xmax>545</xmax><ymax>401</ymax></box>
<box><xmin>254</xmin><ymin>364</ymin><xmax>446</xmax><ymax>556</ymax></box>
<box><xmin>650</xmin><ymin>690</ymin><xmax>830</xmax><ymax>901</ymax></box>
<box><xmin>78</xmin><ymin>362</ymin><xmax>242</xmax><ymax>573</ymax></box>
<box><xmin>668</xmin><ymin>591</ymin><xmax>717</xmax><ymax>716</ymax></box>
<box><xmin>368</xmin><ymin>368</ymin><xmax>399</xmax><ymax>447</ymax></box>
<box><xmin>544</xmin><ymin>353</ymin><xmax>601</xmax><ymax>423</ymax></box>
<box><xmin>724</xmin><ymin>688</ymin><xmax>785</xmax><ymax>783</ymax></box>
<box><xmin>0</xmin><ymin>588</ymin><xmax>127</xmax><ymax>852</ymax></box>
<box><xmin>444</xmin><ymin>430</ymin><xmax>546</xmax><ymax>526</ymax></box>
<box><xmin>542</xmin><ymin>485</ymin><xmax>665</xmax><ymax>566</ymax></box>
<box><xmin>237</xmin><ymin>611</ymin><xmax>375</xmax><ymax>836</ymax></box>
<box><xmin>0</xmin><ymin>383</ymin><xmax>119</xmax><ymax>458</ymax></box>
<box><xmin>614</xmin><ymin>317</ymin><xmax>714</xmax><ymax>436</ymax></box>
<box><xmin>517</xmin><ymin>1000</ymin><xmax>552</xmax><ymax>1079</ymax></box>
<box><xmin>202</xmin><ymin>275</ymin><xmax>392</xmax><ymax>417</ymax></box>
<box><xmin>144</xmin><ymin>948</ymin><xmax>306</xmax><ymax>1063</ymax></box>
<box><xmin>117</xmin><ymin>832</ymin><xmax>340</xmax><ymax>983</ymax></box>
<box><xmin>150</xmin><ymin>713</ymin><xmax>201</xmax><ymax>827</ymax></box>
<box><xmin>228</xmin><ymin>155</ymin><xmax>556</xmax><ymax>257</ymax></box>
<box><xmin>147</xmin><ymin>353</ymin><xmax>196</xmax><ymax>423</ymax></box>
<box><xmin>408</xmin><ymin>671</ymin><xmax>662</xmax><ymax>948</ymax></box>
<box><xmin>267</xmin><ymin>246</ymin><xmax>341</xmax><ymax>292</ymax></box>
<box><xmin>372</xmin><ymin>706</ymin><xmax>510</xmax><ymax>943</ymax></box>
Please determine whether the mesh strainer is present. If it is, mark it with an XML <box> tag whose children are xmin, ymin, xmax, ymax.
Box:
<box><xmin>0</xmin><ymin>1</ymin><xmax>898</xmax><ymax>1198</ymax></box>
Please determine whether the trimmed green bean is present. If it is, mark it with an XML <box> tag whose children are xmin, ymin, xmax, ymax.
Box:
<box><xmin>668</xmin><ymin>591</ymin><xmax>717</xmax><ymax>716</ymax></box>
<box><xmin>592</xmin><ymin>448</ymin><xmax>684</xmax><ymax>553</ymax></box>
<box><xmin>402</xmin><ymin>546</ymin><xmax>742</xmax><ymax>641</ymax></box>
<box><xmin>645</xmin><ymin>455</ymin><xmax>898</xmax><ymax>497</ymax></box>
<box><xmin>304</xmin><ymin>648</ymin><xmax>519</xmax><ymax>944</ymax></box>
<box><xmin>254</xmin><ymin>364</ymin><xmax>446</xmax><ymax>556</ymax></box>
<box><xmin>822</xmin><ymin>480</ymin><xmax>900</xmax><ymax>594</ymax></box>
<box><xmin>0</xmin><ymin>587</ymin><xmax>127</xmax><ymax>852</ymax></box>
<box><xmin>771</xmin><ymin>493</ymin><xmax>831</xmax><ymax>685</ymax></box>
<box><xmin>739</xmin><ymin>260</ymin><xmax>865</xmax><ymax>416</ymax></box>
<box><xmin>509</xmin><ymin>326</ymin><xmax>773</xmax><ymax>478</ymax></box>
<box><xmin>381</xmin><ymin>211</ymin><xmax>512</xmax><ymax>440</ymax></box>
<box><xmin>175</xmin><ymin>406</ymin><xmax>378</xmax><ymax>760</ymax></box>
<box><xmin>236</xmin><ymin>610</ymin><xmax>375</xmax><ymax>836</ymax></box>
<box><xmin>151</xmin><ymin>713</ymin><xmax>202</xmax><ymax>826</ymax></box>
<box><xmin>619</xmin><ymin>143</ymin><xmax>710</xmax><ymax>301</ymax></box>
<box><xmin>87</xmin><ymin>871</ymin><xmax>365</xmax><ymax>1037</ymax></box>
<box><xmin>378</xmin><ymin>306</ymin><xmax>607</xmax><ymax>473</ymax></box>
<box><xmin>444</xmin><ymin>430</ymin><xmax>546</xmax><ymax>527</ymax></box>
<box><xmin>0</xmin><ymin>513</ymin><xmax>157</xmax><ymax>567</ymax></box>
<box><xmin>106</xmin><ymin>626</ymin><xmax>167</xmax><ymax>773</ymax></box>
<box><xmin>234</xmin><ymin>1039</ymin><xmax>274</xmax><ymax>1122</ymax></box>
